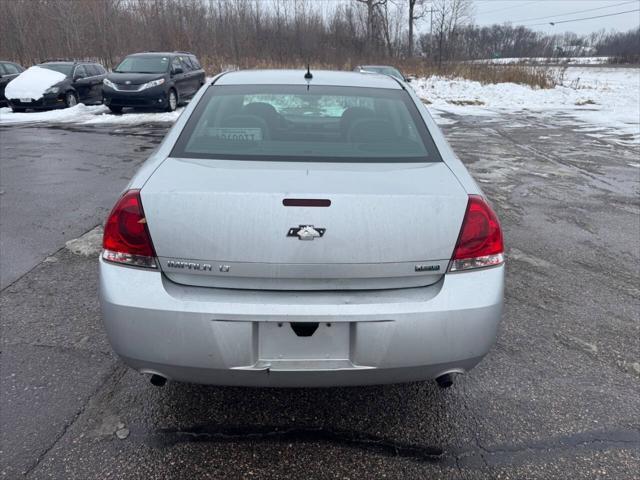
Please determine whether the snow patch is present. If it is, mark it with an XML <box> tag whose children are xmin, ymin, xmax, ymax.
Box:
<box><xmin>417</xmin><ymin>67</ymin><xmax>640</xmax><ymax>144</ymax></box>
<box><xmin>474</xmin><ymin>56</ymin><xmax>611</xmax><ymax>65</ymax></box>
<box><xmin>65</xmin><ymin>226</ymin><xmax>103</xmax><ymax>257</ymax></box>
<box><xmin>0</xmin><ymin>104</ymin><xmax>183</xmax><ymax>126</ymax></box>
<box><xmin>508</xmin><ymin>248</ymin><xmax>553</xmax><ymax>269</ymax></box>
<box><xmin>5</xmin><ymin>66</ymin><xmax>66</xmax><ymax>101</ymax></box>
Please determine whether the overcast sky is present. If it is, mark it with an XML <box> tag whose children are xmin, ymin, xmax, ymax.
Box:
<box><xmin>471</xmin><ymin>0</ymin><xmax>640</xmax><ymax>34</ymax></box>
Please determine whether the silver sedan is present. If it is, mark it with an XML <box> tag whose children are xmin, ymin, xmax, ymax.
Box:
<box><xmin>99</xmin><ymin>69</ymin><xmax>504</xmax><ymax>388</ymax></box>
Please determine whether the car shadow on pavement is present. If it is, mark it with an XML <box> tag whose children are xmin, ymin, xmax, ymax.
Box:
<box><xmin>143</xmin><ymin>379</ymin><xmax>475</xmax><ymax>463</ymax></box>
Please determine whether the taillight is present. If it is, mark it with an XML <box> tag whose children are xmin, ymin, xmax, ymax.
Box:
<box><xmin>449</xmin><ymin>195</ymin><xmax>504</xmax><ymax>272</ymax></box>
<box><xmin>102</xmin><ymin>190</ymin><xmax>157</xmax><ymax>268</ymax></box>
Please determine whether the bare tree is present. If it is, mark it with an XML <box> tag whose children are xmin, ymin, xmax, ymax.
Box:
<box><xmin>1</xmin><ymin>0</ymin><xmax>636</xmax><ymax>71</ymax></box>
<box><xmin>431</xmin><ymin>0</ymin><xmax>473</xmax><ymax>66</ymax></box>
<box><xmin>354</xmin><ymin>0</ymin><xmax>387</xmax><ymax>44</ymax></box>
<box><xmin>407</xmin><ymin>0</ymin><xmax>428</xmax><ymax>57</ymax></box>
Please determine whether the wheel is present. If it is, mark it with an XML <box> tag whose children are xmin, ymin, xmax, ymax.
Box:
<box><xmin>108</xmin><ymin>105</ymin><xmax>123</xmax><ymax>114</ymax></box>
<box><xmin>166</xmin><ymin>89</ymin><xmax>177</xmax><ymax>112</ymax></box>
<box><xmin>64</xmin><ymin>91</ymin><xmax>78</xmax><ymax>108</ymax></box>
<box><xmin>11</xmin><ymin>106</ymin><xmax>26</xmax><ymax>113</ymax></box>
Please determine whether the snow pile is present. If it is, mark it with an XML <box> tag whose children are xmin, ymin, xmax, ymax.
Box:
<box><xmin>417</xmin><ymin>66</ymin><xmax>640</xmax><ymax>143</ymax></box>
<box><xmin>0</xmin><ymin>104</ymin><xmax>183</xmax><ymax>125</ymax></box>
<box><xmin>5</xmin><ymin>66</ymin><xmax>66</xmax><ymax>101</ymax></box>
<box><xmin>475</xmin><ymin>57</ymin><xmax>611</xmax><ymax>65</ymax></box>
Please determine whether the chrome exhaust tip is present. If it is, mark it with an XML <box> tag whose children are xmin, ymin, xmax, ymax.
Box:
<box><xmin>435</xmin><ymin>373</ymin><xmax>455</xmax><ymax>389</ymax></box>
<box><xmin>150</xmin><ymin>374</ymin><xmax>167</xmax><ymax>387</ymax></box>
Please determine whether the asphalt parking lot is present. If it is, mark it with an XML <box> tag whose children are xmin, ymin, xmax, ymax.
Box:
<box><xmin>1</xmin><ymin>112</ymin><xmax>638</xmax><ymax>479</ymax></box>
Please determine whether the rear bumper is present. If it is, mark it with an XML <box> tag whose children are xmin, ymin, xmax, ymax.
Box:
<box><xmin>102</xmin><ymin>87</ymin><xmax>168</xmax><ymax>108</ymax></box>
<box><xmin>99</xmin><ymin>258</ymin><xmax>504</xmax><ymax>387</ymax></box>
<box><xmin>8</xmin><ymin>94</ymin><xmax>65</xmax><ymax>110</ymax></box>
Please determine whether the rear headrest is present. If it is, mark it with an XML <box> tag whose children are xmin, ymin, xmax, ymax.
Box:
<box><xmin>219</xmin><ymin>114</ymin><xmax>270</xmax><ymax>140</ymax></box>
<box><xmin>243</xmin><ymin>102</ymin><xmax>284</xmax><ymax>128</ymax></box>
<box><xmin>339</xmin><ymin>107</ymin><xmax>375</xmax><ymax>132</ymax></box>
<box><xmin>347</xmin><ymin>118</ymin><xmax>397</xmax><ymax>143</ymax></box>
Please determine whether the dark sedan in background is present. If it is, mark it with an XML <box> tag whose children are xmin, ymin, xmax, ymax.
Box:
<box><xmin>7</xmin><ymin>60</ymin><xmax>107</xmax><ymax>112</ymax></box>
<box><xmin>102</xmin><ymin>51</ymin><xmax>206</xmax><ymax>113</ymax></box>
<box><xmin>0</xmin><ymin>61</ymin><xmax>25</xmax><ymax>106</ymax></box>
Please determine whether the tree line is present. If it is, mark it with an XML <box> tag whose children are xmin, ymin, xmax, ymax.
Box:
<box><xmin>1</xmin><ymin>0</ymin><xmax>637</xmax><ymax>70</ymax></box>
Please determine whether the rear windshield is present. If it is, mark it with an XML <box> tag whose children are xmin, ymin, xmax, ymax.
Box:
<box><xmin>115</xmin><ymin>56</ymin><xmax>169</xmax><ymax>74</ymax></box>
<box><xmin>40</xmin><ymin>63</ymin><xmax>73</xmax><ymax>75</ymax></box>
<box><xmin>172</xmin><ymin>85</ymin><xmax>441</xmax><ymax>163</ymax></box>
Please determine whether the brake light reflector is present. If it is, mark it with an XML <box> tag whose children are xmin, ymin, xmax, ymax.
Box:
<box><xmin>449</xmin><ymin>195</ymin><xmax>504</xmax><ymax>272</ymax></box>
<box><xmin>102</xmin><ymin>190</ymin><xmax>157</xmax><ymax>268</ymax></box>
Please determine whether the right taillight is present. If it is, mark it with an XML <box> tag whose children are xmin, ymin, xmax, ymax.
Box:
<box><xmin>449</xmin><ymin>195</ymin><xmax>504</xmax><ymax>272</ymax></box>
<box><xmin>102</xmin><ymin>190</ymin><xmax>157</xmax><ymax>269</ymax></box>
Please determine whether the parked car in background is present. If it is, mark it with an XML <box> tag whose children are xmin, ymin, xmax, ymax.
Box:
<box><xmin>6</xmin><ymin>60</ymin><xmax>107</xmax><ymax>112</ymax></box>
<box><xmin>0</xmin><ymin>61</ymin><xmax>25</xmax><ymax>106</ymax></box>
<box><xmin>102</xmin><ymin>51</ymin><xmax>205</xmax><ymax>113</ymax></box>
<box><xmin>99</xmin><ymin>69</ymin><xmax>504</xmax><ymax>389</ymax></box>
<box><xmin>354</xmin><ymin>65</ymin><xmax>410</xmax><ymax>82</ymax></box>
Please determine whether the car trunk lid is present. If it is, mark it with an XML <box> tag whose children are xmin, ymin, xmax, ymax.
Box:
<box><xmin>141</xmin><ymin>158</ymin><xmax>468</xmax><ymax>290</ymax></box>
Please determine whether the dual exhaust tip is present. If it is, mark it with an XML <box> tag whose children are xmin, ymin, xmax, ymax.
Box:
<box><xmin>150</xmin><ymin>374</ymin><xmax>167</xmax><ymax>387</ymax></box>
<box><xmin>148</xmin><ymin>372</ymin><xmax>458</xmax><ymax>388</ymax></box>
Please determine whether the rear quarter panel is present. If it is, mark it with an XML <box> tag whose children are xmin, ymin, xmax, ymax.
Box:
<box><xmin>406</xmin><ymin>86</ymin><xmax>483</xmax><ymax>196</ymax></box>
<box><xmin>126</xmin><ymin>72</ymin><xmax>227</xmax><ymax>192</ymax></box>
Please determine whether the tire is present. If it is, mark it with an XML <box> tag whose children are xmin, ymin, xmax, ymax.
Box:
<box><xmin>11</xmin><ymin>107</ymin><xmax>26</xmax><ymax>113</ymax></box>
<box><xmin>64</xmin><ymin>91</ymin><xmax>78</xmax><ymax>108</ymax></box>
<box><xmin>108</xmin><ymin>105</ymin><xmax>123</xmax><ymax>114</ymax></box>
<box><xmin>166</xmin><ymin>89</ymin><xmax>177</xmax><ymax>112</ymax></box>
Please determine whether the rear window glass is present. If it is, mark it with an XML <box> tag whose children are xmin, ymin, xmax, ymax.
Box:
<box><xmin>190</xmin><ymin>56</ymin><xmax>202</xmax><ymax>69</ymax></box>
<box><xmin>86</xmin><ymin>64</ymin><xmax>101</xmax><ymax>76</ymax></box>
<box><xmin>115</xmin><ymin>56</ymin><xmax>169</xmax><ymax>74</ymax></box>
<box><xmin>172</xmin><ymin>85</ymin><xmax>440</xmax><ymax>163</ymax></box>
<box><xmin>3</xmin><ymin>63</ymin><xmax>21</xmax><ymax>74</ymax></box>
<box><xmin>179</xmin><ymin>56</ymin><xmax>193</xmax><ymax>71</ymax></box>
<box><xmin>74</xmin><ymin>65</ymin><xmax>87</xmax><ymax>78</ymax></box>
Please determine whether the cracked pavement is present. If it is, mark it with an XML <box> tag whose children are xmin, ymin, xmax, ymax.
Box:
<box><xmin>1</xmin><ymin>112</ymin><xmax>638</xmax><ymax>479</ymax></box>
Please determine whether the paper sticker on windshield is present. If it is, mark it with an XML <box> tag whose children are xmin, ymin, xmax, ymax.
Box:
<box><xmin>208</xmin><ymin>128</ymin><xmax>263</xmax><ymax>141</ymax></box>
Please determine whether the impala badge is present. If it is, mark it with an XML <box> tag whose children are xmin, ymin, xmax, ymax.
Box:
<box><xmin>287</xmin><ymin>225</ymin><xmax>326</xmax><ymax>241</ymax></box>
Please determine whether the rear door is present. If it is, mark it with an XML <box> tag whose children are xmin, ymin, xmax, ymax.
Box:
<box><xmin>190</xmin><ymin>56</ymin><xmax>206</xmax><ymax>89</ymax></box>
<box><xmin>71</xmin><ymin>65</ymin><xmax>92</xmax><ymax>102</ymax></box>
<box><xmin>178</xmin><ymin>56</ymin><xmax>199</xmax><ymax>97</ymax></box>
<box><xmin>170</xmin><ymin>57</ymin><xmax>188</xmax><ymax>98</ymax></box>
<box><xmin>0</xmin><ymin>63</ymin><xmax>22</xmax><ymax>102</ymax></box>
<box><xmin>87</xmin><ymin>64</ymin><xmax>106</xmax><ymax>103</ymax></box>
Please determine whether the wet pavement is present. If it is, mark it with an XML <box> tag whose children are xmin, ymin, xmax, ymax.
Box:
<box><xmin>1</xmin><ymin>114</ymin><xmax>638</xmax><ymax>479</ymax></box>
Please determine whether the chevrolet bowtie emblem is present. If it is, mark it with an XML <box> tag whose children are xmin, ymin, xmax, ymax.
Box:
<box><xmin>287</xmin><ymin>225</ymin><xmax>326</xmax><ymax>241</ymax></box>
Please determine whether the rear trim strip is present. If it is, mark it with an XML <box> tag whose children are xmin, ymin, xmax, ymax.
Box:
<box><xmin>283</xmin><ymin>198</ymin><xmax>331</xmax><ymax>207</ymax></box>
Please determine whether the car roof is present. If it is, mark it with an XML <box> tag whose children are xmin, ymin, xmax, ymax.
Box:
<box><xmin>216</xmin><ymin>69</ymin><xmax>402</xmax><ymax>89</ymax></box>
<box><xmin>359</xmin><ymin>65</ymin><xmax>400</xmax><ymax>70</ymax></box>
<box><xmin>128</xmin><ymin>52</ymin><xmax>186</xmax><ymax>57</ymax></box>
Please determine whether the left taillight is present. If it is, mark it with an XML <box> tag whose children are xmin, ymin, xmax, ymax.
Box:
<box><xmin>102</xmin><ymin>189</ymin><xmax>157</xmax><ymax>268</ymax></box>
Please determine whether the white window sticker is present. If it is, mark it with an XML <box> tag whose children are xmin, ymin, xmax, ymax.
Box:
<box><xmin>208</xmin><ymin>128</ymin><xmax>263</xmax><ymax>141</ymax></box>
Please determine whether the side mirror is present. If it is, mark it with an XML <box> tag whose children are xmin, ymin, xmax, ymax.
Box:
<box><xmin>404</xmin><ymin>77</ymin><xmax>412</xmax><ymax>83</ymax></box>
<box><xmin>172</xmin><ymin>67</ymin><xmax>183</xmax><ymax>75</ymax></box>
